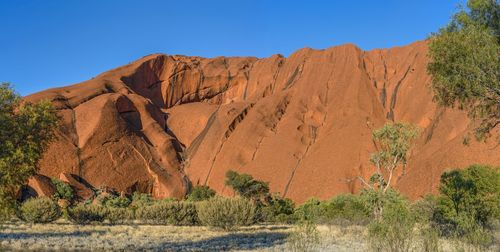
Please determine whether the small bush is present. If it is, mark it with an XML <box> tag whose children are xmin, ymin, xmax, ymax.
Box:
<box><xmin>320</xmin><ymin>194</ymin><xmax>371</xmax><ymax>225</ymax></box>
<box><xmin>104</xmin><ymin>196</ymin><xmax>131</xmax><ymax>208</ymax></box>
<box><xmin>293</xmin><ymin>198</ymin><xmax>323</xmax><ymax>222</ymax></box>
<box><xmin>186</xmin><ymin>185</ymin><xmax>216</xmax><ymax>201</ymax></box>
<box><xmin>411</xmin><ymin>195</ymin><xmax>439</xmax><ymax>224</ymax></box>
<box><xmin>106</xmin><ymin>207</ymin><xmax>134</xmax><ymax>224</ymax></box>
<box><xmin>130</xmin><ymin>192</ymin><xmax>155</xmax><ymax>209</ymax></box>
<box><xmin>136</xmin><ymin>201</ymin><xmax>198</xmax><ymax>225</ymax></box>
<box><xmin>225</xmin><ymin>170</ymin><xmax>269</xmax><ymax>200</ymax></box>
<box><xmin>286</xmin><ymin>221</ymin><xmax>321</xmax><ymax>252</ymax></box>
<box><xmin>197</xmin><ymin>197</ymin><xmax>256</xmax><ymax>230</ymax></box>
<box><xmin>448</xmin><ymin>213</ymin><xmax>495</xmax><ymax>250</ymax></box>
<box><xmin>94</xmin><ymin>191</ymin><xmax>131</xmax><ymax>208</ymax></box>
<box><xmin>69</xmin><ymin>204</ymin><xmax>107</xmax><ymax>224</ymax></box>
<box><xmin>51</xmin><ymin>178</ymin><xmax>74</xmax><ymax>201</ymax></box>
<box><xmin>259</xmin><ymin>194</ymin><xmax>295</xmax><ymax>223</ymax></box>
<box><xmin>368</xmin><ymin>200</ymin><xmax>416</xmax><ymax>252</ymax></box>
<box><xmin>19</xmin><ymin>197</ymin><xmax>61</xmax><ymax>223</ymax></box>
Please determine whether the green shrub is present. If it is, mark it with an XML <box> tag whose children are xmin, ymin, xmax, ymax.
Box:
<box><xmin>136</xmin><ymin>201</ymin><xmax>198</xmax><ymax>225</ymax></box>
<box><xmin>104</xmin><ymin>196</ymin><xmax>131</xmax><ymax>208</ymax></box>
<box><xmin>259</xmin><ymin>194</ymin><xmax>296</xmax><ymax>223</ymax></box>
<box><xmin>448</xmin><ymin>213</ymin><xmax>495</xmax><ymax>250</ymax></box>
<box><xmin>436</xmin><ymin>164</ymin><xmax>499</xmax><ymax>230</ymax></box>
<box><xmin>360</xmin><ymin>188</ymin><xmax>407</xmax><ymax>220</ymax></box>
<box><xmin>51</xmin><ymin>178</ymin><xmax>74</xmax><ymax>201</ymax></box>
<box><xmin>197</xmin><ymin>197</ymin><xmax>256</xmax><ymax>230</ymax></box>
<box><xmin>106</xmin><ymin>207</ymin><xmax>134</xmax><ymax>224</ymax></box>
<box><xmin>0</xmin><ymin>193</ymin><xmax>16</xmax><ymax>221</ymax></box>
<box><xmin>69</xmin><ymin>204</ymin><xmax>107</xmax><ymax>224</ymax></box>
<box><xmin>94</xmin><ymin>191</ymin><xmax>131</xmax><ymax>208</ymax></box>
<box><xmin>411</xmin><ymin>195</ymin><xmax>439</xmax><ymax>224</ymax></box>
<box><xmin>130</xmin><ymin>192</ymin><xmax>155</xmax><ymax>209</ymax></box>
<box><xmin>293</xmin><ymin>198</ymin><xmax>323</xmax><ymax>222</ymax></box>
<box><xmin>320</xmin><ymin>194</ymin><xmax>371</xmax><ymax>225</ymax></box>
<box><xmin>368</xmin><ymin>199</ymin><xmax>416</xmax><ymax>252</ymax></box>
<box><xmin>19</xmin><ymin>197</ymin><xmax>61</xmax><ymax>223</ymax></box>
<box><xmin>186</xmin><ymin>185</ymin><xmax>216</xmax><ymax>201</ymax></box>
<box><xmin>225</xmin><ymin>170</ymin><xmax>269</xmax><ymax>200</ymax></box>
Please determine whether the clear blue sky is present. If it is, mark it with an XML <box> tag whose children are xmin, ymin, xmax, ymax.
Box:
<box><xmin>0</xmin><ymin>0</ymin><xmax>462</xmax><ymax>96</ymax></box>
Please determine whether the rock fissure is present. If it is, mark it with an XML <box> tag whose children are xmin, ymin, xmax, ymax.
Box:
<box><xmin>387</xmin><ymin>53</ymin><xmax>418</xmax><ymax>121</ymax></box>
<box><xmin>203</xmin><ymin>104</ymin><xmax>254</xmax><ymax>185</ymax></box>
<box><xmin>283</xmin><ymin>60</ymin><xmax>305</xmax><ymax>90</ymax></box>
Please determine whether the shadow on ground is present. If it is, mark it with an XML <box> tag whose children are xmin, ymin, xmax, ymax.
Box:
<box><xmin>0</xmin><ymin>230</ymin><xmax>103</xmax><ymax>240</ymax></box>
<box><xmin>155</xmin><ymin>232</ymin><xmax>288</xmax><ymax>251</ymax></box>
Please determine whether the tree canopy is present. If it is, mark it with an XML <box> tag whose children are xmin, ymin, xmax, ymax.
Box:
<box><xmin>428</xmin><ymin>0</ymin><xmax>499</xmax><ymax>140</ymax></box>
<box><xmin>0</xmin><ymin>83</ymin><xmax>59</xmax><ymax>218</ymax></box>
<box><xmin>367</xmin><ymin>122</ymin><xmax>420</xmax><ymax>193</ymax></box>
<box><xmin>438</xmin><ymin>164</ymin><xmax>500</xmax><ymax>227</ymax></box>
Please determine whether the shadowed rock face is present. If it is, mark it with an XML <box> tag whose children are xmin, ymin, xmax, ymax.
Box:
<box><xmin>26</xmin><ymin>41</ymin><xmax>499</xmax><ymax>202</ymax></box>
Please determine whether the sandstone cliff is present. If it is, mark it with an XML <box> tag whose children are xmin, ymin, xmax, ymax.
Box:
<box><xmin>26</xmin><ymin>41</ymin><xmax>500</xmax><ymax>202</ymax></box>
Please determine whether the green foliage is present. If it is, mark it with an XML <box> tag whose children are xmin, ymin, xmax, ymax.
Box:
<box><xmin>294</xmin><ymin>195</ymin><xmax>372</xmax><ymax>225</ymax></box>
<box><xmin>105</xmin><ymin>207</ymin><xmax>134</xmax><ymax>225</ymax></box>
<box><xmin>104</xmin><ymin>196</ymin><xmax>131</xmax><ymax>208</ymax></box>
<box><xmin>0</xmin><ymin>192</ymin><xmax>16</xmax><ymax>221</ymax></box>
<box><xmin>450</xmin><ymin>214</ymin><xmax>494</xmax><ymax>249</ymax></box>
<box><xmin>0</xmin><ymin>83</ymin><xmax>59</xmax><ymax>215</ymax></box>
<box><xmin>51</xmin><ymin>178</ymin><xmax>74</xmax><ymax>201</ymax></box>
<box><xmin>293</xmin><ymin>198</ymin><xmax>323</xmax><ymax>222</ymax></box>
<box><xmin>437</xmin><ymin>164</ymin><xmax>499</xmax><ymax>227</ymax></box>
<box><xmin>286</xmin><ymin>221</ymin><xmax>321</xmax><ymax>252</ymax></box>
<box><xmin>435</xmin><ymin>164</ymin><xmax>499</xmax><ymax>237</ymax></box>
<box><xmin>428</xmin><ymin>0</ymin><xmax>499</xmax><ymax>140</ymax></box>
<box><xmin>196</xmin><ymin>196</ymin><xmax>256</xmax><ymax>230</ymax></box>
<box><xmin>368</xmin><ymin>199</ymin><xmax>416</xmax><ymax>252</ymax></box>
<box><xmin>411</xmin><ymin>194</ymin><xmax>440</xmax><ymax>224</ymax></box>
<box><xmin>19</xmin><ymin>197</ymin><xmax>61</xmax><ymax>223</ymax></box>
<box><xmin>186</xmin><ymin>185</ymin><xmax>216</xmax><ymax>201</ymax></box>
<box><xmin>369</xmin><ymin>123</ymin><xmax>419</xmax><ymax>192</ymax></box>
<box><xmin>68</xmin><ymin>204</ymin><xmax>107</xmax><ymax>224</ymax></box>
<box><xmin>362</xmin><ymin>122</ymin><xmax>419</xmax><ymax>220</ymax></box>
<box><xmin>361</xmin><ymin>188</ymin><xmax>407</xmax><ymax>220</ymax></box>
<box><xmin>135</xmin><ymin>201</ymin><xmax>198</xmax><ymax>226</ymax></box>
<box><xmin>130</xmin><ymin>192</ymin><xmax>154</xmax><ymax>208</ymax></box>
<box><xmin>259</xmin><ymin>194</ymin><xmax>296</xmax><ymax>223</ymax></box>
<box><xmin>224</xmin><ymin>170</ymin><xmax>269</xmax><ymax>200</ymax></box>
<box><xmin>320</xmin><ymin>194</ymin><xmax>371</xmax><ymax>225</ymax></box>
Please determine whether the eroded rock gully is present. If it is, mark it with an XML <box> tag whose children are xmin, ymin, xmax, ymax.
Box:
<box><xmin>26</xmin><ymin>41</ymin><xmax>499</xmax><ymax>202</ymax></box>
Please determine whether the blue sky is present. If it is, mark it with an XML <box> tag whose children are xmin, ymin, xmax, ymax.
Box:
<box><xmin>0</xmin><ymin>0</ymin><xmax>462</xmax><ymax>96</ymax></box>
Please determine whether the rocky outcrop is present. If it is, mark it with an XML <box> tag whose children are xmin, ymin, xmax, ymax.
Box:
<box><xmin>26</xmin><ymin>175</ymin><xmax>56</xmax><ymax>198</ymax></box>
<box><xmin>26</xmin><ymin>41</ymin><xmax>499</xmax><ymax>202</ymax></box>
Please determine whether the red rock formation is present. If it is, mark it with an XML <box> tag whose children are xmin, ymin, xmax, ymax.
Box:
<box><xmin>26</xmin><ymin>175</ymin><xmax>56</xmax><ymax>198</ymax></box>
<box><xmin>26</xmin><ymin>41</ymin><xmax>499</xmax><ymax>203</ymax></box>
<box><xmin>59</xmin><ymin>173</ymin><xmax>94</xmax><ymax>200</ymax></box>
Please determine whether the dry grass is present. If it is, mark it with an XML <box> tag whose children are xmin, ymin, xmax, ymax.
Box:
<box><xmin>0</xmin><ymin>221</ymin><xmax>497</xmax><ymax>251</ymax></box>
<box><xmin>0</xmin><ymin>220</ymin><xmax>290</xmax><ymax>251</ymax></box>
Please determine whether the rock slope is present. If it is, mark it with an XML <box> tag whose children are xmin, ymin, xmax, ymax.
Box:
<box><xmin>26</xmin><ymin>41</ymin><xmax>499</xmax><ymax>202</ymax></box>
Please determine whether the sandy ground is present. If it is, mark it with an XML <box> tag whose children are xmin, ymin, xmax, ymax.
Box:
<box><xmin>0</xmin><ymin>221</ymin><xmax>497</xmax><ymax>251</ymax></box>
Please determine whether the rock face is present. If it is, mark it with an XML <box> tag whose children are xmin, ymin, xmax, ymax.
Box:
<box><xmin>26</xmin><ymin>41</ymin><xmax>499</xmax><ymax>202</ymax></box>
